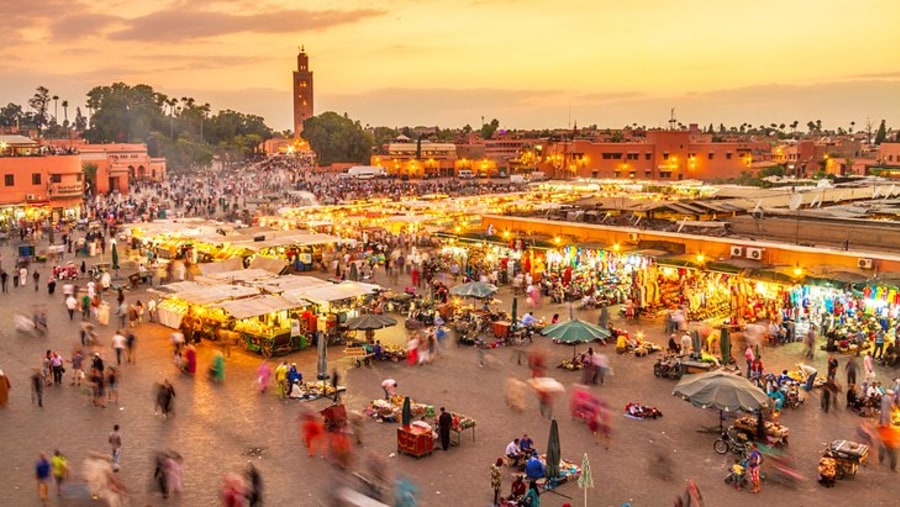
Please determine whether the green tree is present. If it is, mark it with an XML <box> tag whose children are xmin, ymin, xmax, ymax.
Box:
<box><xmin>83</xmin><ymin>162</ymin><xmax>98</xmax><ymax>192</ymax></box>
<box><xmin>371</xmin><ymin>126</ymin><xmax>397</xmax><ymax>151</ymax></box>
<box><xmin>481</xmin><ymin>118</ymin><xmax>500</xmax><ymax>140</ymax></box>
<box><xmin>302</xmin><ymin>112</ymin><xmax>373</xmax><ymax>166</ymax></box>
<box><xmin>74</xmin><ymin>107</ymin><xmax>87</xmax><ymax>131</ymax></box>
<box><xmin>0</xmin><ymin>103</ymin><xmax>23</xmax><ymax>127</ymax></box>
<box><xmin>27</xmin><ymin>86</ymin><xmax>51</xmax><ymax>134</ymax></box>
<box><xmin>875</xmin><ymin>119</ymin><xmax>888</xmax><ymax>144</ymax></box>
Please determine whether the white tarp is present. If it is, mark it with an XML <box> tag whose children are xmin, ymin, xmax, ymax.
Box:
<box><xmin>250</xmin><ymin>275</ymin><xmax>329</xmax><ymax>294</ymax></box>
<box><xmin>198</xmin><ymin>257</ymin><xmax>244</xmax><ymax>277</ymax></box>
<box><xmin>206</xmin><ymin>268</ymin><xmax>276</xmax><ymax>282</ymax></box>
<box><xmin>174</xmin><ymin>284</ymin><xmax>259</xmax><ymax>305</ymax></box>
<box><xmin>213</xmin><ymin>295</ymin><xmax>299</xmax><ymax>320</ymax></box>
<box><xmin>284</xmin><ymin>281</ymin><xmax>381</xmax><ymax>305</ymax></box>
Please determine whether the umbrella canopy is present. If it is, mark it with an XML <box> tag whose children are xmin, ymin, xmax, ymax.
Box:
<box><xmin>673</xmin><ymin>371</ymin><xmax>770</xmax><ymax>413</ymax></box>
<box><xmin>449</xmin><ymin>281</ymin><xmax>498</xmax><ymax>299</ymax></box>
<box><xmin>401</xmin><ymin>396</ymin><xmax>412</xmax><ymax>427</ymax></box>
<box><xmin>316</xmin><ymin>330</ymin><xmax>328</xmax><ymax>380</ymax></box>
<box><xmin>111</xmin><ymin>242</ymin><xmax>119</xmax><ymax>271</ymax></box>
<box><xmin>510</xmin><ymin>296</ymin><xmax>518</xmax><ymax>332</ymax></box>
<box><xmin>599</xmin><ymin>305</ymin><xmax>609</xmax><ymax>330</ymax></box>
<box><xmin>546</xmin><ymin>419</ymin><xmax>561</xmax><ymax>480</ymax></box>
<box><xmin>542</xmin><ymin>319</ymin><xmax>611</xmax><ymax>359</ymax></box>
<box><xmin>345</xmin><ymin>313</ymin><xmax>398</xmax><ymax>331</ymax></box>
<box><xmin>577</xmin><ymin>452</ymin><xmax>594</xmax><ymax>507</ymax></box>
<box><xmin>720</xmin><ymin>327</ymin><xmax>732</xmax><ymax>365</ymax></box>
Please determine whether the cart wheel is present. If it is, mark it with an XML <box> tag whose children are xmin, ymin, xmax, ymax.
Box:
<box><xmin>355</xmin><ymin>359</ymin><xmax>362</xmax><ymax>368</ymax></box>
<box><xmin>835</xmin><ymin>467</ymin><xmax>845</xmax><ymax>480</ymax></box>
<box><xmin>713</xmin><ymin>439</ymin><xmax>729</xmax><ymax>455</ymax></box>
<box><xmin>261</xmin><ymin>342</ymin><xmax>273</xmax><ymax>358</ymax></box>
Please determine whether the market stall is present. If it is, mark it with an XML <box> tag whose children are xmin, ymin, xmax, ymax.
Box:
<box><xmin>214</xmin><ymin>294</ymin><xmax>307</xmax><ymax>357</ymax></box>
<box><xmin>285</xmin><ymin>281</ymin><xmax>382</xmax><ymax>344</ymax></box>
<box><xmin>156</xmin><ymin>284</ymin><xmax>259</xmax><ymax>329</ymax></box>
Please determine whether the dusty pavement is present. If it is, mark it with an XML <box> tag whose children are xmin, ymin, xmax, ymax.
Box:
<box><xmin>0</xmin><ymin>243</ymin><xmax>898</xmax><ymax>507</ymax></box>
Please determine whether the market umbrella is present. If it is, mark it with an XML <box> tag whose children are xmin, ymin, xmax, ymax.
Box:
<box><xmin>599</xmin><ymin>305</ymin><xmax>609</xmax><ymax>330</ymax></box>
<box><xmin>546</xmin><ymin>418</ymin><xmax>561</xmax><ymax>482</ymax></box>
<box><xmin>541</xmin><ymin>319</ymin><xmax>610</xmax><ymax>358</ymax></box>
<box><xmin>316</xmin><ymin>331</ymin><xmax>328</xmax><ymax>381</ymax></box>
<box><xmin>401</xmin><ymin>396</ymin><xmax>412</xmax><ymax>427</ymax></box>
<box><xmin>111</xmin><ymin>241</ymin><xmax>120</xmax><ymax>276</ymax></box>
<box><xmin>449</xmin><ymin>281</ymin><xmax>498</xmax><ymax>299</ymax></box>
<box><xmin>346</xmin><ymin>314</ymin><xmax>397</xmax><ymax>331</ymax></box>
<box><xmin>509</xmin><ymin>296</ymin><xmax>518</xmax><ymax>331</ymax></box>
<box><xmin>719</xmin><ymin>326</ymin><xmax>731</xmax><ymax>365</ymax></box>
<box><xmin>577</xmin><ymin>452</ymin><xmax>594</xmax><ymax>507</ymax></box>
<box><xmin>673</xmin><ymin>371</ymin><xmax>770</xmax><ymax>413</ymax></box>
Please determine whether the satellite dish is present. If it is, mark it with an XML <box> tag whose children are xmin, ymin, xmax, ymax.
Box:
<box><xmin>788</xmin><ymin>194</ymin><xmax>803</xmax><ymax>211</ymax></box>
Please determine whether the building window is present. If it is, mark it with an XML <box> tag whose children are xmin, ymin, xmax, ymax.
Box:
<box><xmin>644</xmin><ymin>153</ymin><xmax>652</xmax><ymax>160</ymax></box>
<box><xmin>32</xmin><ymin>173</ymin><xmax>41</xmax><ymax>185</ymax></box>
<box><xmin>708</xmin><ymin>153</ymin><xmax>715</xmax><ymax>160</ymax></box>
<box><xmin>627</xmin><ymin>153</ymin><xmax>639</xmax><ymax>160</ymax></box>
<box><xmin>659</xmin><ymin>171</ymin><xmax>672</xmax><ymax>179</ymax></box>
<box><xmin>726</xmin><ymin>153</ymin><xmax>733</xmax><ymax>160</ymax></box>
<box><xmin>76</xmin><ymin>174</ymin><xmax>82</xmax><ymax>182</ymax></box>
<box><xmin>4</xmin><ymin>175</ymin><xmax>13</xmax><ymax>186</ymax></box>
<box><xmin>662</xmin><ymin>153</ymin><xmax>670</xmax><ymax>160</ymax></box>
<box><xmin>50</xmin><ymin>174</ymin><xmax>61</xmax><ymax>183</ymax></box>
<box><xmin>601</xmin><ymin>153</ymin><xmax>622</xmax><ymax>160</ymax></box>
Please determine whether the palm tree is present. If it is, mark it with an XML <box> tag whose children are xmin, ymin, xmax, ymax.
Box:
<box><xmin>61</xmin><ymin>100</ymin><xmax>69</xmax><ymax>128</ymax></box>
<box><xmin>850</xmin><ymin>121</ymin><xmax>856</xmax><ymax>134</ymax></box>
<box><xmin>52</xmin><ymin>95</ymin><xmax>59</xmax><ymax>125</ymax></box>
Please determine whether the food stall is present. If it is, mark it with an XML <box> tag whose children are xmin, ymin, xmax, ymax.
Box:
<box><xmin>156</xmin><ymin>284</ymin><xmax>259</xmax><ymax>329</ymax></box>
<box><xmin>285</xmin><ymin>281</ymin><xmax>382</xmax><ymax>343</ymax></box>
<box><xmin>214</xmin><ymin>295</ymin><xmax>307</xmax><ymax>357</ymax></box>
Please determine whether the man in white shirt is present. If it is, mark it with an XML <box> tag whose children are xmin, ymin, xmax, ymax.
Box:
<box><xmin>381</xmin><ymin>379</ymin><xmax>397</xmax><ymax>400</ymax></box>
<box><xmin>505</xmin><ymin>438</ymin><xmax>524</xmax><ymax>466</ymax></box>
<box><xmin>65</xmin><ymin>295</ymin><xmax>78</xmax><ymax>321</ymax></box>
<box><xmin>111</xmin><ymin>330</ymin><xmax>127</xmax><ymax>365</ymax></box>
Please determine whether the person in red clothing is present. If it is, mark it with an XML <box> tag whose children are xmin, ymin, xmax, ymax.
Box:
<box><xmin>300</xmin><ymin>410</ymin><xmax>325</xmax><ymax>458</ymax></box>
<box><xmin>220</xmin><ymin>473</ymin><xmax>245</xmax><ymax>507</ymax></box>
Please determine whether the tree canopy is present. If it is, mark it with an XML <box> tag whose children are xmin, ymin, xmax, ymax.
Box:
<box><xmin>302</xmin><ymin>112</ymin><xmax>372</xmax><ymax>166</ymax></box>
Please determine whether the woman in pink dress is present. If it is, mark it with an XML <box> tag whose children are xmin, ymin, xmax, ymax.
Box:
<box><xmin>182</xmin><ymin>345</ymin><xmax>197</xmax><ymax>376</ymax></box>
<box><xmin>256</xmin><ymin>361</ymin><xmax>271</xmax><ymax>393</ymax></box>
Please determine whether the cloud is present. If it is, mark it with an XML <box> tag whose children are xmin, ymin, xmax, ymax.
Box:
<box><xmin>578</xmin><ymin>91</ymin><xmax>645</xmax><ymax>103</ymax></box>
<box><xmin>51</xmin><ymin>14</ymin><xmax>121</xmax><ymax>40</ymax></box>
<box><xmin>848</xmin><ymin>71</ymin><xmax>900</xmax><ymax>79</ymax></box>
<box><xmin>110</xmin><ymin>7</ymin><xmax>386</xmax><ymax>41</ymax></box>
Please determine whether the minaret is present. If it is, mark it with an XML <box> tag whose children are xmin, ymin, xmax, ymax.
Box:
<box><xmin>292</xmin><ymin>46</ymin><xmax>314</xmax><ymax>138</ymax></box>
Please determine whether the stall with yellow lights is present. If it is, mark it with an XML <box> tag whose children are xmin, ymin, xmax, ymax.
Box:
<box><xmin>284</xmin><ymin>281</ymin><xmax>382</xmax><ymax>344</ymax></box>
<box><xmin>213</xmin><ymin>295</ymin><xmax>308</xmax><ymax>357</ymax></box>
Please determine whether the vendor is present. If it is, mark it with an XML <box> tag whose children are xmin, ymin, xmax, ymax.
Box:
<box><xmin>667</xmin><ymin>334</ymin><xmax>680</xmax><ymax>355</ymax></box>
<box><xmin>505</xmin><ymin>438</ymin><xmax>524</xmax><ymax>467</ymax></box>
<box><xmin>381</xmin><ymin>378</ymin><xmax>398</xmax><ymax>400</ymax></box>
<box><xmin>520</xmin><ymin>312</ymin><xmax>539</xmax><ymax>328</ymax></box>
<box><xmin>524</xmin><ymin>452</ymin><xmax>545</xmax><ymax>480</ymax></box>
<box><xmin>509</xmin><ymin>474</ymin><xmax>527</xmax><ymax>501</ymax></box>
<box><xmin>519</xmin><ymin>434</ymin><xmax>535</xmax><ymax>455</ymax></box>
<box><xmin>287</xmin><ymin>364</ymin><xmax>302</xmax><ymax>385</ymax></box>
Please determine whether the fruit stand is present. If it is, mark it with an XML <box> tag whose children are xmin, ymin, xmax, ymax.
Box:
<box><xmin>214</xmin><ymin>295</ymin><xmax>308</xmax><ymax>357</ymax></box>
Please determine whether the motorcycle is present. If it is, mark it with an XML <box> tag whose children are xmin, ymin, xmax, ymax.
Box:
<box><xmin>781</xmin><ymin>382</ymin><xmax>805</xmax><ymax>409</ymax></box>
<box><xmin>653</xmin><ymin>355</ymin><xmax>683</xmax><ymax>380</ymax></box>
<box><xmin>714</xmin><ymin>427</ymin><xmax>750</xmax><ymax>455</ymax></box>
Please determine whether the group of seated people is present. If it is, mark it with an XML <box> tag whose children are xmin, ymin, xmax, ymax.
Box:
<box><xmin>504</xmin><ymin>434</ymin><xmax>536</xmax><ymax>468</ymax></box>
<box><xmin>846</xmin><ymin>382</ymin><xmax>885</xmax><ymax>415</ymax></box>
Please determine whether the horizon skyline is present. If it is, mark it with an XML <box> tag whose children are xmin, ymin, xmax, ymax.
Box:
<box><xmin>2</xmin><ymin>0</ymin><xmax>900</xmax><ymax>132</ymax></box>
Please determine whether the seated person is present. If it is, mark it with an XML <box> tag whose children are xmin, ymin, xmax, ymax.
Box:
<box><xmin>289</xmin><ymin>380</ymin><xmax>305</xmax><ymax>399</ymax></box>
<box><xmin>776</xmin><ymin>370</ymin><xmax>793</xmax><ymax>387</ymax></box>
<box><xmin>524</xmin><ymin>452</ymin><xmax>545</xmax><ymax>480</ymax></box>
<box><xmin>616</xmin><ymin>333</ymin><xmax>628</xmax><ymax>354</ymax></box>
<box><xmin>667</xmin><ymin>334</ymin><xmax>681</xmax><ymax>355</ymax></box>
<box><xmin>767</xmin><ymin>388</ymin><xmax>785</xmax><ymax>411</ymax></box>
<box><xmin>505</xmin><ymin>438</ymin><xmax>524</xmax><ymax>467</ymax></box>
<box><xmin>520</xmin><ymin>312</ymin><xmax>539</xmax><ymax>328</ymax></box>
<box><xmin>519</xmin><ymin>434</ymin><xmax>535</xmax><ymax>455</ymax></box>
<box><xmin>508</xmin><ymin>474</ymin><xmax>527</xmax><ymax>500</ymax></box>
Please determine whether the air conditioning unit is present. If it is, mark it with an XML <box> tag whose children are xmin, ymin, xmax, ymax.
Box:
<box><xmin>25</xmin><ymin>194</ymin><xmax>36</xmax><ymax>201</ymax></box>
<box><xmin>627</xmin><ymin>232</ymin><xmax>639</xmax><ymax>243</ymax></box>
<box><xmin>858</xmin><ymin>258</ymin><xmax>874</xmax><ymax>270</ymax></box>
<box><xmin>730</xmin><ymin>246</ymin><xmax>744</xmax><ymax>258</ymax></box>
<box><xmin>746</xmin><ymin>247</ymin><xmax>764</xmax><ymax>260</ymax></box>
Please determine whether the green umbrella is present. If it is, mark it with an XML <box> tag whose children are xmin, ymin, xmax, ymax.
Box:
<box><xmin>577</xmin><ymin>452</ymin><xmax>594</xmax><ymax>507</ymax></box>
<box><xmin>346</xmin><ymin>314</ymin><xmax>397</xmax><ymax>330</ymax></box>
<box><xmin>449</xmin><ymin>281</ymin><xmax>498</xmax><ymax>299</ymax></box>
<box><xmin>510</xmin><ymin>296</ymin><xmax>518</xmax><ymax>332</ymax></box>
<box><xmin>719</xmin><ymin>326</ymin><xmax>731</xmax><ymax>365</ymax></box>
<box><xmin>111</xmin><ymin>241</ymin><xmax>120</xmax><ymax>271</ymax></box>
<box><xmin>541</xmin><ymin>319</ymin><xmax>611</xmax><ymax>358</ymax></box>
<box><xmin>546</xmin><ymin>418</ymin><xmax>561</xmax><ymax>482</ymax></box>
<box><xmin>401</xmin><ymin>396</ymin><xmax>412</xmax><ymax>427</ymax></box>
<box><xmin>673</xmin><ymin>371</ymin><xmax>770</xmax><ymax>413</ymax></box>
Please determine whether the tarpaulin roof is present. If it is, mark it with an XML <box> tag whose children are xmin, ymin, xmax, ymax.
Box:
<box><xmin>174</xmin><ymin>284</ymin><xmax>259</xmax><ymax>305</ymax></box>
<box><xmin>249</xmin><ymin>256</ymin><xmax>289</xmax><ymax>274</ymax></box>
<box><xmin>149</xmin><ymin>281</ymin><xmax>209</xmax><ymax>294</ymax></box>
<box><xmin>206</xmin><ymin>268</ymin><xmax>275</xmax><ymax>282</ymax></box>
<box><xmin>198</xmin><ymin>257</ymin><xmax>244</xmax><ymax>277</ymax></box>
<box><xmin>284</xmin><ymin>281</ymin><xmax>380</xmax><ymax>305</ymax></box>
<box><xmin>213</xmin><ymin>295</ymin><xmax>299</xmax><ymax>319</ymax></box>
<box><xmin>251</xmin><ymin>275</ymin><xmax>330</xmax><ymax>294</ymax></box>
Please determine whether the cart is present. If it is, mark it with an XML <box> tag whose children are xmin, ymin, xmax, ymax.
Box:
<box><xmin>343</xmin><ymin>344</ymin><xmax>374</xmax><ymax>367</ymax></box>
<box><xmin>823</xmin><ymin>439</ymin><xmax>868</xmax><ymax>479</ymax></box>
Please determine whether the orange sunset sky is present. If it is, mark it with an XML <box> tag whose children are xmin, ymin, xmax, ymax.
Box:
<box><xmin>1</xmin><ymin>0</ymin><xmax>899</xmax><ymax>131</ymax></box>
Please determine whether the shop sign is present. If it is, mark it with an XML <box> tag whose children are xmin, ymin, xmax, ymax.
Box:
<box><xmin>51</xmin><ymin>183</ymin><xmax>83</xmax><ymax>196</ymax></box>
